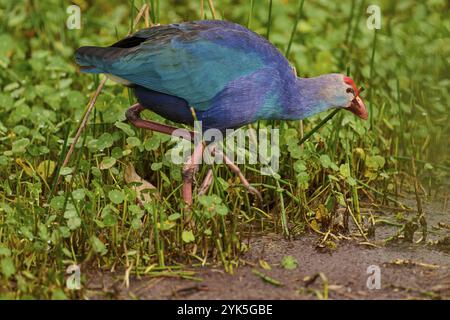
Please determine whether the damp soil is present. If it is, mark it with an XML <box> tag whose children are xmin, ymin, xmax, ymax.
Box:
<box><xmin>84</xmin><ymin>196</ymin><xmax>449</xmax><ymax>300</ymax></box>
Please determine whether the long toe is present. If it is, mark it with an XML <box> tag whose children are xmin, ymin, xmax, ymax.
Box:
<box><xmin>246</xmin><ymin>185</ymin><xmax>263</xmax><ymax>203</ymax></box>
<box><xmin>198</xmin><ymin>169</ymin><xmax>214</xmax><ymax>196</ymax></box>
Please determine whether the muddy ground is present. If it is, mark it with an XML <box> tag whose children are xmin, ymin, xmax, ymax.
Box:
<box><xmin>85</xmin><ymin>197</ymin><xmax>449</xmax><ymax>300</ymax></box>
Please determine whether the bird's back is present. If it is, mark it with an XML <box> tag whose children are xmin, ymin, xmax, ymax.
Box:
<box><xmin>76</xmin><ymin>20</ymin><xmax>294</xmax><ymax>112</ymax></box>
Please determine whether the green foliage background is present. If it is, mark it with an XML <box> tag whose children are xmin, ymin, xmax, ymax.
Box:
<box><xmin>0</xmin><ymin>0</ymin><xmax>448</xmax><ymax>298</ymax></box>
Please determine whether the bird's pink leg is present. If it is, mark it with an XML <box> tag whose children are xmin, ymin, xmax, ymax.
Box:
<box><xmin>182</xmin><ymin>143</ymin><xmax>204</xmax><ymax>205</ymax></box>
<box><xmin>126</xmin><ymin>103</ymin><xmax>193</xmax><ymax>140</ymax></box>
<box><xmin>127</xmin><ymin>103</ymin><xmax>196</xmax><ymax>204</ymax></box>
<box><xmin>198</xmin><ymin>168</ymin><xmax>214</xmax><ymax>196</ymax></box>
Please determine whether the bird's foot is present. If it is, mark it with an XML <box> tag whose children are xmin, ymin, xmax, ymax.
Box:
<box><xmin>186</xmin><ymin>146</ymin><xmax>262</xmax><ymax>205</ymax></box>
<box><xmin>224</xmin><ymin>161</ymin><xmax>262</xmax><ymax>203</ymax></box>
<box><xmin>198</xmin><ymin>168</ymin><xmax>213</xmax><ymax>196</ymax></box>
<box><xmin>210</xmin><ymin>147</ymin><xmax>262</xmax><ymax>203</ymax></box>
<box><xmin>124</xmin><ymin>103</ymin><xmax>261</xmax><ymax>205</ymax></box>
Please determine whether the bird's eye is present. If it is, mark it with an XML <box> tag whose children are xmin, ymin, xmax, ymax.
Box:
<box><xmin>346</xmin><ymin>87</ymin><xmax>354</xmax><ymax>95</ymax></box>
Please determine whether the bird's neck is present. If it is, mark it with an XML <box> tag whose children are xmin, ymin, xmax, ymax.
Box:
<box><xmin>282</xmin><ymin>75</ymin><xmax>338</xmax><ymax>120</ymax></box>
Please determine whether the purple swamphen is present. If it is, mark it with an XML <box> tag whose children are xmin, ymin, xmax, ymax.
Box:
<box><xmin>75</xmin><ymin>20</ymin><xmax>367</xmax><ymax>205</ymax></box>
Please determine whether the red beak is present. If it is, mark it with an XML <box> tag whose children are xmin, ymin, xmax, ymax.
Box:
<box><xmin>347</xmin><ymin>95</ymin><xmax>368</xmax><ymax>120</ymax></box>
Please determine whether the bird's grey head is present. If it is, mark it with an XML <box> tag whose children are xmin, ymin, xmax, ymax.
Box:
<box><xmin>316</xmin><ymin>73</ymin><xmax>368</xmax><ymax>120</ymax></box>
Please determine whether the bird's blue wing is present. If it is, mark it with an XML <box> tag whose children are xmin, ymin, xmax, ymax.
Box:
<box><xmin>76</xmin><ymin>21</ymin><xmax>271</xmax><ymax>111</ymax></box>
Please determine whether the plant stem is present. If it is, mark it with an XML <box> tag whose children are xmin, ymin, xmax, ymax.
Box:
<box><xmin>247</xmin><ymin>0</ymin><xmax>254</xmax><ymax>28</ymax></box>
<box><xmin>207</xmin><ymin>0</ymin><xmax>217</xmax><ymax>19</ymax></box>
<box><xmin>298</xmin><ymin>109</ymin><xmax>340</xmax><ymax>146</ymax></box>
<box><xmin>266</xmin><ymin>0</ymin><xmax>273</xmax><ymax>39</ymax></box>
<box><xmin>58</xmin><ymin>77</ymin><xmax>107</xmax><ymax>186</ymax></box>
<box><xmin>285</xmin><ymin>0</ymin><xmax>305</xmax><ymax>57</ymax></box>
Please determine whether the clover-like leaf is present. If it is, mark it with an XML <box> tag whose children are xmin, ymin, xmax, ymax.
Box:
<box><xmin>281</xmin><ymin>255</ymin><xmax>298</xmax><ymax>270</ymax></box>
<box><xmin>108</xmin><ymin>189</ymin><xmax>125</xmax><ymax>204</ymax></box>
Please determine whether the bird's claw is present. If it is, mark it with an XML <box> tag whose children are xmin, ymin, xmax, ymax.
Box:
<box><xmin>246</xmin><ymin>185</ymin><xmax>263</xmax><ymax>203</ymax></box>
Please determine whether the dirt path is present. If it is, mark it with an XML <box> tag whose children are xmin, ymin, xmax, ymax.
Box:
<box><xmin>85</xmin><ymin>198</ymin><xmax>449</xmax><ymax>300</ymax></box>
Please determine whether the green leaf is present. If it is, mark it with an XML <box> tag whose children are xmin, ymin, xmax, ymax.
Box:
<box><xmin>144</xmin><ymin>135</ymin><xmax>161</xmax><ymax>151</ymax></box>
<box><xmin>66</xmin><ymin>90</ymin><xmax>86</xmax><ymax>109</ymax></box>
<box><xmin>182</xmin><ymin>230</ymin><xmax>195</xmax><ymax>243</ymax></box>
<box><xmin>151</xmin><ymin>162</ymin><xmax>162</xmax><ymax>171</ymax></box>
<box><xmin>0</xmin><ymin>203</ymin><xmax>13</xmax><ymax>214</ymax></box>
<box><xmin>59</xmin><ymin>167</ymin><xmax>73</xmax><ymax>176</ymax></box>
<box><xmin>38</xmin><ymin>223</ymin><xmax>49</xmax><ymax>241</ymax></box>
<box><xmin>0</xmin><ymin>155</ymin><xmax>9</xmax><ymax>166</ymax></box>
<box><xmin>131</xmin><ymin>217</ymin><xmax>142</xmax><ymax>230</ymax></box>
<box><xmin>293</xmin><ymin>160</ymin><xmax>307</xmax><ymax>172</ymax></box>
<box><xmin>319</xmin><ymin>154</ymin><xmax>338</xmax><ymax>171</ymax></box>
<box><xmin>4</xmin><ymin>82</ymin><xmax>19</xmax><ymax>92</ymax></box>
<box><xmin>67</xmin><ymin>217</ymin><xmax>81</xmax><ymax>230</ymax></box>
<box><xmin>64</xmin><ymin>206</ymin><xmax>77</xmax><ymax>219</ymax></box>
<box><xmin>339</xmin><ymin>163</ymin><xmax>351</xmax><ymax>178</ymax></box>
<box><xmin>281</xmin><ymin>255</ymin><xmax>298</xmax><ymax>270</ymax></box>
<box><xmin>11</xmin><ymin>138</ymin><xmax>30</xmax><ymax>154</ymax></box>
<box><xmin>87</xmin><ymin>139</ymin><xmax>99</xmax><ymax>151</ymax></box>
<box><xmin>126</xmin><ymin>136</ymin><xmax>141</xmax><ymax>147</ymax></box>
<box><xmin>91</xmin><ymin>236</ymin><xmax>107</xmax><ymax>255</ymax></box>
<box><xmin>108</xmin><ymin>189</ymin><xmax>125</xmax><ymax>204</ymax></box>
<box><xmin>51</xmin><ymin>289</ymin><xmax>68</xmax><ymax>300</ymax></box>
<box><xmin>20</xmin><ymin>226</ymin><xmax>34</xmax><ymax>240</ymax></box>
<box><xmin>283</xmin><ymin>128</ymin><xmax>298</xmax><ymax>145</ymax></box>
<box><xmin>168</xmin><ymin>213</ymin><xmax>181</xmax><ymax>221</ymax></box>
<box><xmin>115</xmin><ymin>122</ymin><xmax>135</xmax><ymax>136</ymax></box>
<box><xmin>0</xmin><ymin>34</ymin><xmax>15</xmax><ymax>66</ymax></box>
<box><xmin>296</xmin><ymin>172</ymin><xmax>309</xmax><ymax>187</ymax></box>
<box><xmin>1</xmin><ymin>257</ymin><xmax>16</xmax><ymax>279</ymax></box>
<box><xmin>0</xmin><ymin>94</ymin><xmax>13</xmax><ymax>111</ymax></box>
<box><xmin>97</xmin><ymin>133</ymin><xmax>114</xmax><ymax>150</ymax></box>
<box><xmin>36</xmin><ymin>160</ymin><xmax>56</xmax><ymax>180</ymax></box>
<box><xmin>0</xmin><ymin>247</ymin><xmax>11</xmax><ymax>257</ymax></box>
<box><xmin>160</xmin><ymin>221</ymin><xmax>176</xmax><ymax>230</ymax></box>
<box><xmin>59</xmin><ymin>226</ymin><xmax>71</xmax><ymax>238</ymax></box>
<box><xmin>198</xmin><ymin>195</ymin><xmax>221</xmax><ymax>207</ymax></box>
<box><xmin>111</xmin><ymin>147</ymin><xmax>123</xmax><ymax>159</ymax></box>
<box><xmin>72</xmin><ymin>189</ymin><xmax>85</xmax><ymax>201</ymax></box>
<box><xmin>103</xmin><ymin>213</ymin><xmax>117</xmax><ymax>226</ymax></box>
<box><xmin>99</xmin><ymin>157</ymin><xmax>116</xmax><ymax>170</ymax></box>
<box><xmin>366</xmin><ymin>155</ymin><xmax>385</xmax><ymax>170</ymax></box>
<box><xmin>346</xmin><ymin>176</ymin><xmax>357</xmax><ymax>186</ymax></box>
<box><xmin>129</xmin><ymin>204</ymin><xmax>144</xmax><ymax>216</ymax></box>
<box><xmin>288</xmin><ymin>144</ymin><xmax>302</xmax><ymax>159</ymax></box>
<box><xmin>216</xmin><ymin>177</ymin><xmax>229</xmax><ymax>190</ymax></box>
<box><xmin>320</xmin><ymin>154</ymin><xmax>331</xmax><ymax>166</ymax></box>
<box><xmin>198</xmin><ymin>195</ymin><xmax>228</xmax><ymax>216</ymax></box>
<box><xmin>328</xmin><ymin>174</ymin><xmax>340</xmax><ymax>182</ymax></box>
<box><xmin>424</xmin><ymin>163</ymin><xmax>433</xmax><ymax>170</ymax></box>
<box><xmin>216</xmin><ymin>204</ymin><xmax>228</xmax><ymax>216</ymax></box>
<box><xmin>50</xmin><ymin>196</ymin><xmax>65</xmax><ymax>210</ymax></box>
<box><xmin>91</xmin><ymin>167</ymin><xmax>101</xmax><ymax>177</ymax></box>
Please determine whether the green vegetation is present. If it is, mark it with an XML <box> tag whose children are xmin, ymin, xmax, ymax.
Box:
<box><xmin>0</xmin><ymin>0</ymin><xmax>448</xmax><ymax>299</ymax></box>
